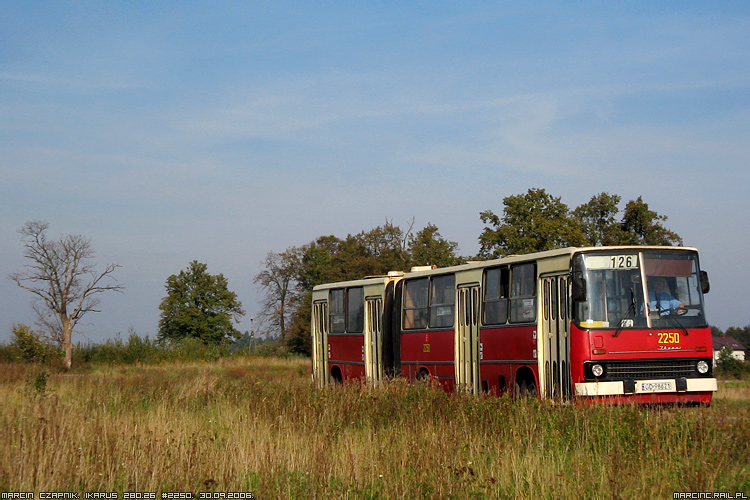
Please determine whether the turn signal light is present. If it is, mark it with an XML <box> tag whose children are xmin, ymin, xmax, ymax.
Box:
<box><xmin>696</xmin><ymin>346</ymin><xmax>707</xmax><ymax>352</ymax></box>
<box><xmin>592</xmin><ymin>349</ymin><xmax>606</xmax><ymax>355</ymax></box>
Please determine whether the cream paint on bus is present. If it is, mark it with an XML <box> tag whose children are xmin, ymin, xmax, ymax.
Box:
<box><xmin>311</xmin><ymin>299</ymin><xmax>328</xmax><ymax>389</ymax></box>
<box><xmin>363</xmin><ymin>273</ymin><xmax>403</xmax><ymax>385</ymax></box>
<box><xmin>364</xmin><ymin>293</ymin><xmax>384</xmax><ymax>386</ymax></box>
<box><xmin>539</xmin><ymin>273</ymin><xmax>572</xmax><ymax>400</ymax></box>
<box><xmin>312</xmin><ymin>273</ymin><xmax>402</xmax><ymax>387</ymax></box>
<box><xmin>455</xmin><ymin>284</ymin><xmax>481</xmax><ymax>395</ymax></box>
<box><xmin>312</xmin><ymin>246</ymin><xmax>716</xmax><ymax>404</ymax></box>
<box><xmin>534</xmin><ymin>253</ymin><xmax>574</xmax><ymax>400</ymax></box>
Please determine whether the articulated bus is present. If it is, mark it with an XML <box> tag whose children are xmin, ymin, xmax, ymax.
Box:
<box><xmin>311</xmin><ymin>246</ymin><xmax>717</xmax><ymax>404</ymax></box>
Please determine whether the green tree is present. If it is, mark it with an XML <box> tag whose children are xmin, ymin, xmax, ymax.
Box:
<box><xmin>271</xmin><ymin>221</ymin><xmax>462</xmax><ymax>355</ymax></box>
<box><xmin>710</xmin><ymin>325</ymin><xmax>725</xmax><ymax>337</ymax></box>
<box><xmin>716</xmin><ymin>345</ymin><xmax>743</xmax><ymax>379</ymax></box>
<box><xmin>333</xmin><ymin>234</ymin><xmax>385</xmax><ymax>278</ymax></box>
<box><xmin>283</xmin><ymin>233</ymin><xmax>382</xmax><ymax>356</ymax></box>
<box><xmin>573</xmin><ymin>192</ymin><xmax>627</xmax><ymax>246</ymax></box>
<box><xmin>354</xmin><ymin>219</ymin><xmax>412</xmax><ymax>272</ymax></box>
<box><xmin>296</xmin><ymin>235</ymin><xmax>341</xmax><ymax>291</ymax></box>
<box><xmin>478</xmin><ymin>188</ymin><xmax>586</xmax><ymax>258</ymax></box>
<box><xmin>11</xmin><ymin>324</ymin><xmax>56</xmax><ymax>362</ymax></box>
<box><xmin>8</xmin><ymin>221</ymin><xmax>124</xmax><ymax>370</ymax></box>
<box><xmin>572</xmin><ymin>193</ymin><xmax>683</xmax><ymax>246</ymax></box>
<box><xmin>620</xmin><ymin>196</ymin><xmax>682</xmax><ymax>245</ymax></box>
<box><xmin>294</xmin><ymin>221</ymin><xmax>414</xmax><ymax>290</ymax></box>
<box><xmin>158</xmin><ymin>261</ymin><xmax>245</xmax><ymax>345</ymax></box>
<box><xmin>285</xmin><ymin>293</ymin><xmax>313</xmax><ymax>356</ymax></box>
<box><xmin>294</xmin><ymin>234</ymin><xmax>375</xmax><ymax>291</ymax></box>
<box><xmin>724</xmin><ymin>325</ymin><xmax>750</xmax><ymax>350</ymax></box>
<box><xmin>408</xmin><ymin>223</ymin><xmax>462</xmax><ymax>268</ymax></box>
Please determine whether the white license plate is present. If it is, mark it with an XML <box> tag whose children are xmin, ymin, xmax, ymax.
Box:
<box><xmin>636</xmin><ymin>380</ymin><xmax>674</xmax><ymax>393</ymax></box>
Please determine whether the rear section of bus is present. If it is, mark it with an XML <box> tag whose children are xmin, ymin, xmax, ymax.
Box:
<box><xmin>311</xmin><ymin>273</ymin><xmax>402</xmax><ymax>387</ymax></box>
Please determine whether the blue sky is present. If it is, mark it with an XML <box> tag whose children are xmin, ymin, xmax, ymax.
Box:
<box><xmin>1</xmin><ymin>1</ymin><xmax>749</xmax><ymax>342</ymax></box>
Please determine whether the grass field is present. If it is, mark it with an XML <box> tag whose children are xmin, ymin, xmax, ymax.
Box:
<box><xmin>1</xmin><ymin>358</ymin><xmax>748</xmax><ymax>498</ymax></box>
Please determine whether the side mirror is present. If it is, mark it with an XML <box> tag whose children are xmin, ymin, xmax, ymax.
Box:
<box><xmin>571</xmin><ymin>274</ymin><xmax>586</xmax><ymax>302</ymax></box>
<box><xmin>700</xmin><ymin>270</ymin><xmax>710</xmax><ymax>294</ymax></box>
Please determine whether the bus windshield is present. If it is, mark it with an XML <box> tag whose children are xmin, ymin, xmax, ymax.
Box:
<box><xmin>574</xmin><ymin>250</ymin><xmax>707</xmax><ymax>329</ymax></box>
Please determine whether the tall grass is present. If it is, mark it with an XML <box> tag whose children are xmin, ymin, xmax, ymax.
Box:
<box><xmin>0</xmin><ymin>333</ymin><xmax>291</xmax><ymax>366</ymax></box>
<box><xmin>1</xmin><ymin>358</ymin><xmax>748</xmax><ymax>497</ymax></box>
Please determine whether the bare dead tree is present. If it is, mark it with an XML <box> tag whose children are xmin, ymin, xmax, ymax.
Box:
<box><xmin>8</xmin><ymin>221</ymin><xmax>124</xmax><ymax>369</ymax></box>
<box><xmin>31</xmin><ymin>301</ymin><xmax>64</xmax><ymax>346</ymax></box>
<box><xmin>253</xmin><ymin>247</ymin><xmax>303</xmax><ymax>341</ymax></box>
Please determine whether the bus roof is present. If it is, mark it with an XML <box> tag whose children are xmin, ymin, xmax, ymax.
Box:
<box><xmin>402</xmin><ymin>245</ymin><xmax>700</xmax><ymax>277</ymax></box>
<box><xmin>312</xmin><ymin>274</ymin><xmax>401</xmax><ymax>291</ymax></box>
<box><xmin>311</xmin><ymin>246</ymin><xmax>700</xmax><ymax>288</ymax></box>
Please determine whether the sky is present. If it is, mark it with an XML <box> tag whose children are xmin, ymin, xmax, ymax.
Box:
<box><xmin>1</xmin><ymin>1</ymin><xmax>749</xmax><ymax>343</ymax></box>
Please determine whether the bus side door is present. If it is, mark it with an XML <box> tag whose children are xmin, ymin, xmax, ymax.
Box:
<box><xmin>456</xmin><ymin>285</ymin><xmax>481</xmax><ymax>395</ymax></box>
<box><xmin>312</xmin><ymin>300</ymin><xmax>329</xmax><ymax>388</ymax></box>
<box><xmin>364</xmin><ymin>296</ymin><xmax>384</xmax><ymax>386</ymax></box>
<box><xmin>540</xmin><ymin>274</ymin><xmax>572</xmax><ymax>400</ymax></box>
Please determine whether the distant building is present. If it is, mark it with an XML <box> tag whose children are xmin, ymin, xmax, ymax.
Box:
<box><xmin>713</xmin><ymin>336</ymin><xmax>747</xmax><ymax>364</ymax></box>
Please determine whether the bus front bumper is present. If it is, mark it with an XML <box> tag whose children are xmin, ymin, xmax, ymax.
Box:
<box><xmin>575</xmin><ymin>378</ymin><xmax>717</xmax><ymax>397</ymax></box>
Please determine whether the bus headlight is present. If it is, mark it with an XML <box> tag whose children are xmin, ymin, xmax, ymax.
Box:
<box><xmin>592</xmin><ymin>364</ymin><xmax>604</xmax><ymax>378</ymax></box>
<box><xmin>697</xmin><ymin>360</ymin><xmax>709</xmax><ymax>374</ymax></box>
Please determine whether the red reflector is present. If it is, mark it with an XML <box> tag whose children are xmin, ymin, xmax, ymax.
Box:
<box><xmin>592</xmin><ymin>349</ymin><xmax>606</xmax><ymax>355</ymax></box>
<box><xmin>696</xmin><ymin>346</ymin><xmax>707</xmax><ymax>352</ymax></box>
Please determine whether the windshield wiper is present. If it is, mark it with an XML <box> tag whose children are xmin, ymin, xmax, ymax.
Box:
<box><xmin>661</xmin><ymin>309</ymin><xmax>689</xmax><ymax>336</ymax></box>
<box><xmin>612</xmin><ymin>288</ymin><xmax>637</xmax><ymax>338</ymax></box>
<box><xmin>651</xmin><ymin>294</ymin><xmax>690</xmax><ymax>336</ymax></box>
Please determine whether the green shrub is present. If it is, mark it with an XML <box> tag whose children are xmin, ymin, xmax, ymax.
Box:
<box><xmin>0</xmin><ymin>342</ymin><xmax>21</xmax><ymax>362</ymax></box>
<box><xmin>716</xmin><ymin>345</ymin><xmax>744</xmax><ymax>379</ymax></box>
<box><xmin>11</xmin><ymin>324</ymin><xmax>57</xmax><ymax>363</ymax></box>
<box><xmin>74</xmin><ymin>330</ymin><xmax>166</xmax><ymax>365</ymax></box>
<box><xmin>24</xmin><ymin>368</ymin><xmax>51</xmax><ymax>396</ymax></box>
<box><xmin>249</xmin><ymin>339</ymin><xmax>289</xmax><ymax>358</ymax></box>
<box><xmin>66</xmin><ymin>331</ymin><xmax>301</xmax><ymax>365</ymax></box>
<box><xmin>123</xmin><ymin>331</ymin><xmax>160</xmax><ymax>363</ymax></box>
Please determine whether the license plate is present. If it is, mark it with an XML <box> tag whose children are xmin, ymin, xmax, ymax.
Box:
<box><xmin>637</xmin><ymin>380</ymin><xmax>674</xmax><ymax>393</ymax></box>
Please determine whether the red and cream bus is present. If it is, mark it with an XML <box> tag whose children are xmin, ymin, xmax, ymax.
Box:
<box><xmin>311</xmin><ymin>272</ymin><xmax>404</xmax><ymax>387</ymax></box>
<box><xmin>311</xmin><ymin>246</ymin><xmax>717</xmax><ymax>404</ymax></box>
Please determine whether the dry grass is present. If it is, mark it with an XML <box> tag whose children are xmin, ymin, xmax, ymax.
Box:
<box><xmin>716</xmin><ymin>379</ymin><xmax>750</xmax><ymax>401</ymax></box>
<box><xmin>1</xmin><ymin>359</ymin><xmax>748</xmax><ymax>498</ymax></box>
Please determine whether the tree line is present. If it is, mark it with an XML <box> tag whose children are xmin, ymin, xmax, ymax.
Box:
<box><xmin>255</xmin><ymin>188</ymin><xmax>684</xmax><ymax>355</ymax></box>
<box><xmin>3</xmin><ymin>188</ymin><xmax>711</xmax><ymax>366</ymax></box>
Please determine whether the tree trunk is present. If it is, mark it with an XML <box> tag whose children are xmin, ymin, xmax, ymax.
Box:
<box><xmin>61</xmin><ymin>316</ymin><xmax>73</xmax><ymax>370</ymax></box>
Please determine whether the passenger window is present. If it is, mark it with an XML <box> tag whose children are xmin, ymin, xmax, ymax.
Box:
<box><xmin>404</xmin><ymin>279</ymin><xmax>429</xmax><ymax>329</ymax></box>
<box><xmin>330</xmin><ymin>289</ymin><xmax>346</xmax><ymax>333</ymax></box>
<box><xmin>484</xmin><ymin>267</ymin><xmax>509</xmax><ymax>325</ymax></box>
<box><xmin>347</xmin><ymin>287</ymin><xmax>364</xmax><ymax>333</ymax></box>
<box><xmin>510</xmin><ymin>263</ymin><xmax>536</xmax><ymax>323</ymax></box>
<box><xmin>430</xmin><ymin>275</ymin><xmax>455</xmax><ymax>328</ymax></box>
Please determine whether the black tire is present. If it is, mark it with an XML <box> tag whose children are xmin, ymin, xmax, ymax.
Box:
<box><xmin>515</xmin><ymin>379</ymin><xmax>538</xmax><ymax>398</ymax></box>
<box><xmin>330</xmin><ymin>367</ymin><xmax>343</xmax><ymax>384</ymax></box>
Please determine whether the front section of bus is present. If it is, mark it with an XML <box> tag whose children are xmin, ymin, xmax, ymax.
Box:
<box><xmin>569</xmin><ymin>247</ymin><xmax>717</xmax><ymax>404</ymax></box>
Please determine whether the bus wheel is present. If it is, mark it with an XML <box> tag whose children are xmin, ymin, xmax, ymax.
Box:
<box><xmin>330</xmin><ymin>366</ymin><xmax>343</xmax><ymax>384</ymax></box>
<box><xmin>515</xmin><ymin>379</ymin><xmax>538</xmax><ymax>398</ymax></box>
<box><xmin>515</xmin><ymin>367</ymin><xmax>538</xmax><ymax>398</ymax></box>
<box><xmin>416</xmin><ymin>368</ymin><xmax>431</xmax><ymax>383</ymax></box>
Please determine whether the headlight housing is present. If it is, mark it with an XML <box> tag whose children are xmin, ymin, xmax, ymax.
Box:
<box><xmin>697</xmin><ymin>360</ymin><xmax>709</xmax><ymax>374</ymax></box>
<box><xmin>592</xmin><ymin>364</ymin><xmax>604</xmax><ymax>378</ymax></box>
